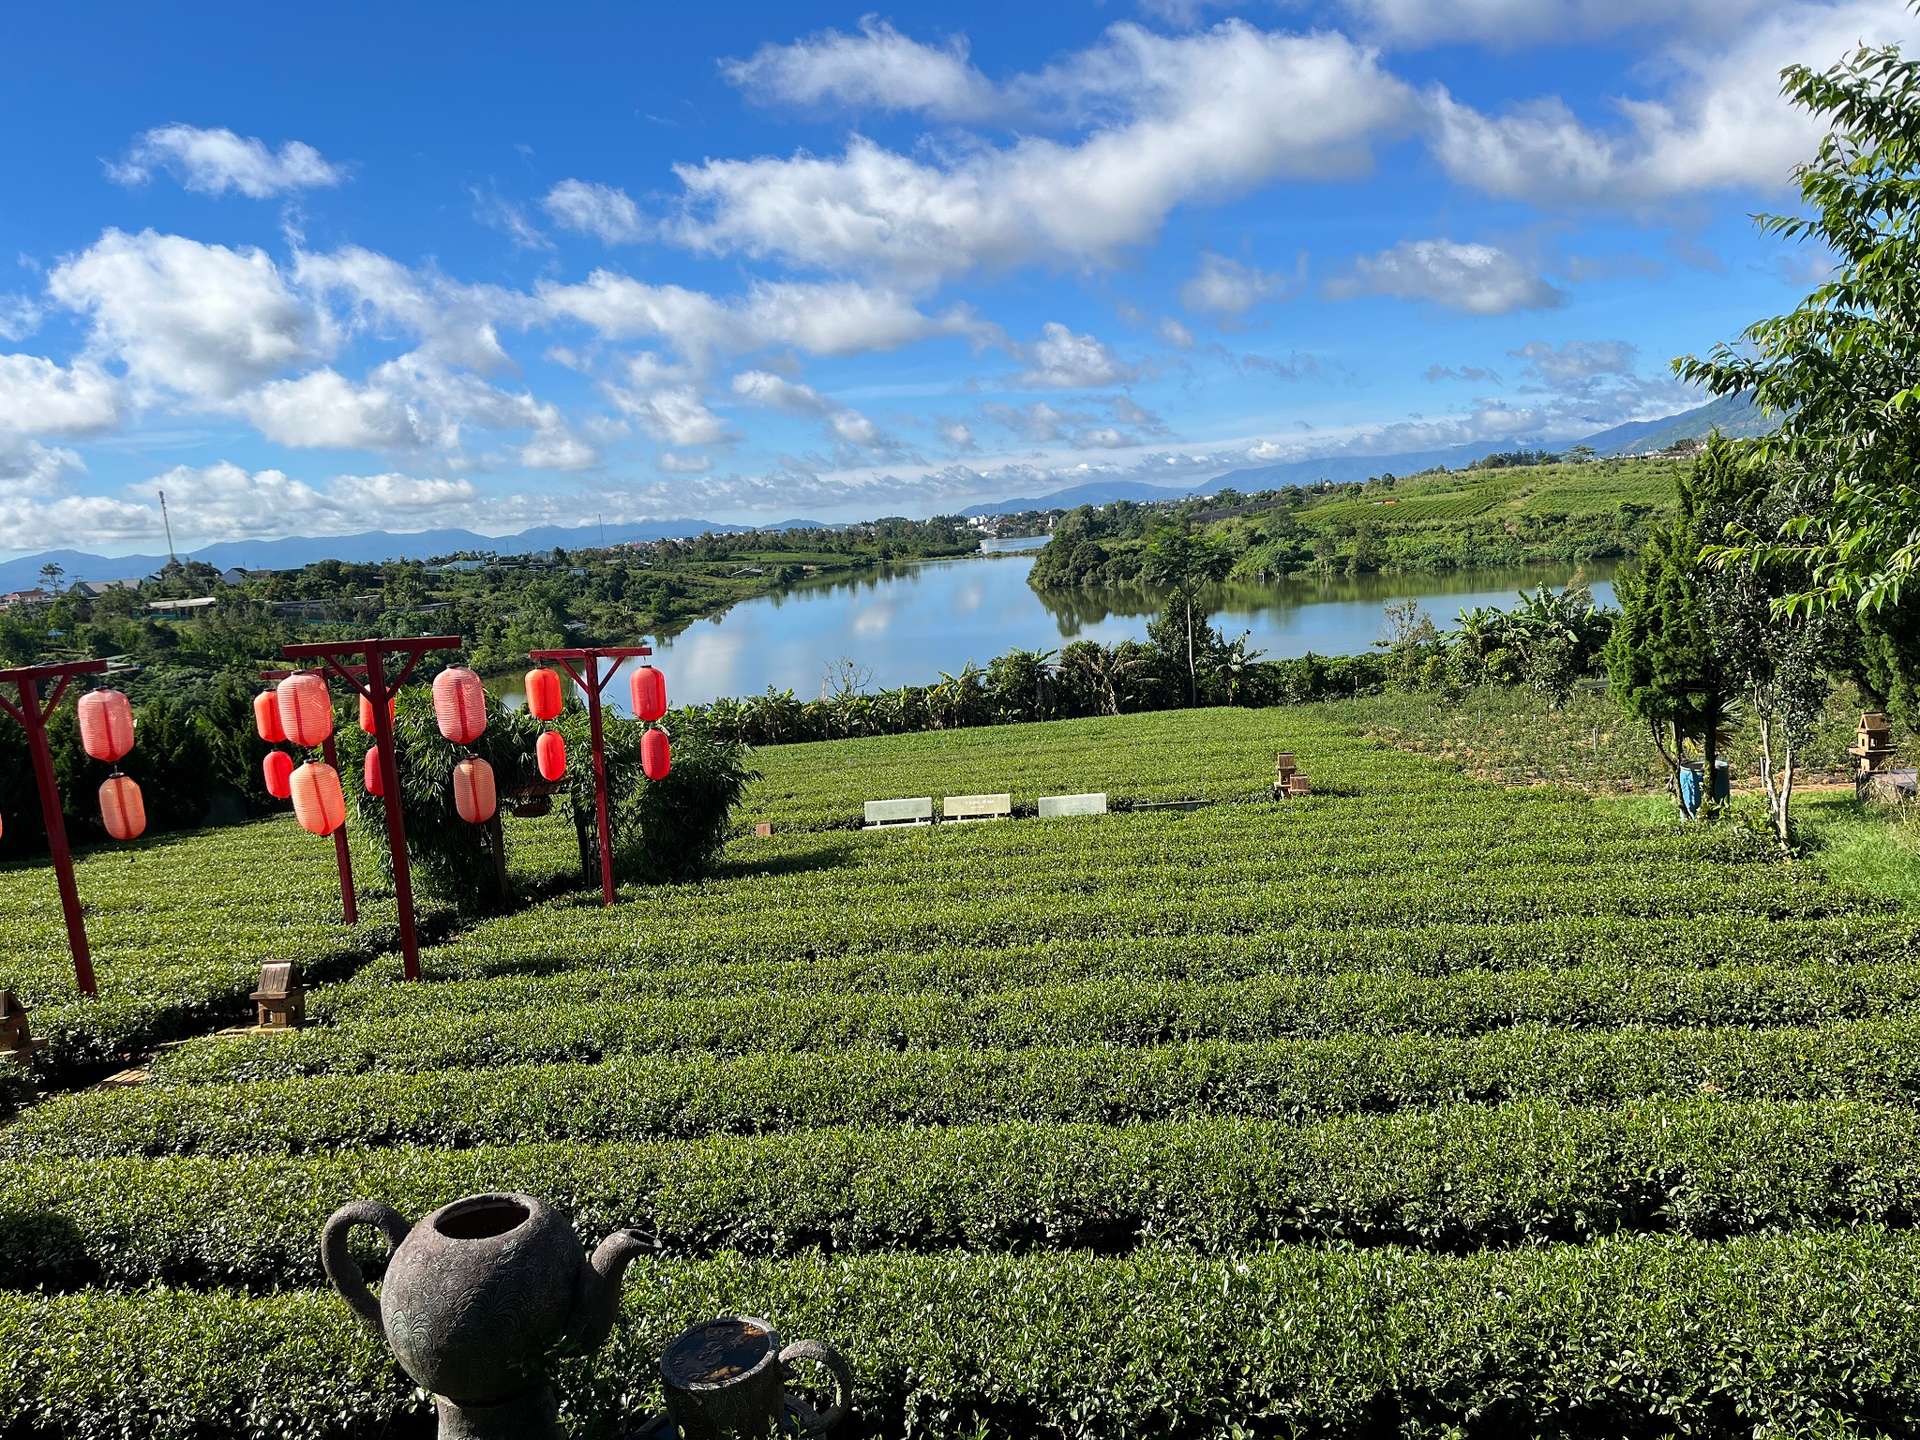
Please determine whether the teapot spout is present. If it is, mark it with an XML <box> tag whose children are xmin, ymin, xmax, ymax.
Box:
<box><xmin>569</xmin><ymin>1227</ymin><xmax>649</xmax><ymax>1354</ymax></box>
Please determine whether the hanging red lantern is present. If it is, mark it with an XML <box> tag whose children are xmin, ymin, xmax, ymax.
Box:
<box><xmin>290</xmin><ymin>761</ymin><xmax>347</xmax><ymax>837</ymax></box>
<box><xmin>363</xmin><ymin>746</ymin><xmax>385</xmax><ymax>797</ymax></box>
<box><xmin>358</xmin><ymin>694</ymin><xmax>395</xmax><ymax>734</ymax></box>
<box><xmin>99</xmin><ymin>775</ymin><xmax>146</xmax><ymax>842</ymax></box>
<box><xmin>76</xmin><ymin>688</ymin><xmax>135</xmax><ymax>763</ymax></box>
<box><xmin>253</xmin><ymin>690</ymin><xmax>286</xmax><ymax>745</ymax></box>
<box><xmin>453</xmin><ymin>757</ymin><xmax>496</xmax><ymax>824</ymax></box>
<box><xmin>641</xmin><ymin>727</ymin><xmax>671</xmax><ymax>781</ymax></box>
<box><xmin>263</xmin><ymin>750</ymin><xmax>294</xmax><ymax>800</ymax></box>
<box><xmin>525</xmin><ymin>667</ymin><xmax>564</xmax><ymax>721</ymax></box>
<box><xmin>630</xmin><ymin>665</ymin><xmax>668</xmax><ymax>723</ymax></box>
<box><xmin>536</xmin><ymin>729</ymin><xmax>567</xmax><ymax>783</ymax></box>
<box><xmin>433</xmin><ymin>667</ymin><xmax>488</xmax><ymax>745</ymax></box>
<box><xmin>276</xmin><ymin>673</ymin><xmax>334</xmax><ymax>748</ymax></box>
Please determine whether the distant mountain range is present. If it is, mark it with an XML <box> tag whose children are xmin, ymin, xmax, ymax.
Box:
<box><xmin>0</xmin><ymin>517</ymin><xmax>769</xmax><ymax>592</ymax></box>
<box><xmin>3</xmin><ymin>396</ymin><xmax>1768</xmax><ymax>591</ymax></box>
<box><xmin>960</xmin><ymin>394</ymin><xmax>1769</xmax><ymax>517</ymax></box>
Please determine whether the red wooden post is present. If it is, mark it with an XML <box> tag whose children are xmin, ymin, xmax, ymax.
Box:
<box><xmin>528</xmin><ymin>645</ymin><xmax>651</xmax><ymax>908</ymax></box>
<box><xmin>284</xmin><ymin>637</ymin><xmax>460</xmax><ymax>981</ymax></box>
<box><xmin>261</xmin><ymin>669</ymin><xmax>358</xmax><ymax>926</ymax></box>
<box><xmin>0</xmin><ymin>660</ymin><xmax>109</xmax><ymax>998</ymax></box>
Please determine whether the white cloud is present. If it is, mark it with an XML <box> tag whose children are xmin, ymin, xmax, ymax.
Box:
<box><xmin>294</xmin><ymin>246</ymin><xmax>521</xmax><ymax>373</ymax></box>
<box><xmin>1429</xmin><ymin>1</ymin><xmax>1920</xmax><ymax>203</ymax></box>
<box><xmin>1510</xmin><ymin>339</ymin><xmax>1636</xmax><ymax>385</ymax></box>
<box><xmin>107</xmin><ymin>125</ymin><xmax>345</xmax><ymax>198</ymax></box>
<box><xmin>1247</xmin><ymin>439</ymin><xmax>1287</xmax><ymax>460</ymax></box>
<box><xmin>1343</xmin><ymin>0</ymin><xmax>1776</xmax><ymax>49</ymax></box>
<box><xmin>470</xmin><ymin>187</ymin><xmax>553</xmax><ymax>251</ymax></box>
<box><xmin>1157</xmin><ymin>317</ymin><xmax>1195</xmax><ymax>350</ymax></box>
<box><xmin>1017</xmin><ymin>322</ymin><xmax>1138</xmax><ymax>389</ymax></box>
<box><xmin>0</xmin><ymin>295</ymin><xmax>40</xmax><ymax>342</ymax></box>
<box><xmin>721</xmin><ymin>18</ymin><xmax>999</xmax><ymax>121</ymax></box>
<box><xmin>731</xmin><ymin>370</ymin><xmax>830</xmax><ymax>414</ymax></box>
<box><xmin>941</xmin><ymin>421</ymin><xmax>976</xmax><ymax>450</ymax></box>
<box><xmin>49</xmin><ymin>229</ymin><xmax>324</xmax><ymax>400</ymax></box>
<box><xmin>128</xmin><ymin>461</ymin><xmax>332</xmax><ymax>534</ymax></box>
<box><xmin>1327</xmin><ymin>239</ymin><xmax>1566</xmax><ymax>314</ymax></box>
<box><xmin>519</xmin><ymin>426</ymin><xmax>598</xmax><ymax>471</ymax></box>
<box><xmin>327</xmin><ymin>472</ymin><xmax>479</xmax><ymax>513</ymax></box>
<box><xmin>671</xmin><ymin>22</ymin><xmax>1413</xmax><ymax>279</ymax></box>
<box><xmin>658</xmin><ymin>452</ymin><xmax>712</xmax><ymax>474</ymax></box>
<box><xmin>238</xmin><ymin>368</ymin><xmax>433</xmax><ymax>450</ymax></box>
<box><xmin>829</xmin><ymin>410</ymin><xmax>883</xmax><ymax>447</ymax></box>
<box><xmin>1180</xmin><ymin>252</ymin><xmax>1297</xmax><ymax>318</ymax></box>
<box><xmin>541</xmin><ymin>271</ymin><xmax>992</xmax><ymax>361</ymax></box>
<box><xmin>543</xmin><ymin>180</ymin><xmax>648</xmax><ymax>244</ymax></box>
<box><xmin>0</xmin><ymin>355</ymin><xmax>122</xmax><ymax>437</ymax></box>
<box><xmin>608</xmin><ymin>372</ymin><xmax>733</xmax><ymax>447</ymax></box>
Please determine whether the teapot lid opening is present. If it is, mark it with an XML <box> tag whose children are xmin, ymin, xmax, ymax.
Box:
<box><xmin>433</xmin><ymin>1195</ymin><xmax>531</xmax><ymax>1241</ymax></box>
<box><xmin>663</xmin><ymin>1317</ymin><xmax>774</xmax><ymax>1388</ymax></box>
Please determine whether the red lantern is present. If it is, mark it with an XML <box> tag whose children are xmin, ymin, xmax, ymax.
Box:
<box><xmin>526</xmin><ymin>667</ymin><xmax>564</xmax><ymax>721</ymax></box>
<box><xmin>641</xmin><ymin>727</ymin><xmax>671</xmax><ymax>781</ymax></box>
<box><xmin>99</xmin><ymin>775</ymin><xmax>146</xmax><ymax>842</ymax></box>
<box><xmin>253</xmin><ymin>690</ymin><xmax>286</xmax><ymax>745</ymax></box>
<box><xmin>453</xmin><ymin>757</ymin><xmax>496</xmax><ymax>824</ymax></box>
<box><xmin>276</xmin><ymin>673</ymin><xmax>334</xmax><ymax>747</ymax></box>
<box><xmin>363</xmin><ymin>746</ymin><xmax>385</xmax><ymax>797</ymax></box>
<box><xmin>263</xmin><ymin>750</ymin><xmax>294</xmax><ymax>800</ymax></box>
<box><xmin>630</xmin><ymin>665</ymin><xmax>667</xmax><ymax>723</ymax></box>
<box><xmin>433</xmin><ymin>667</ymin><xmax>488</xmax><ymax>745</ymax></box>
<box><xmin>77</xmin><ymin>688</ymin><xmax>135</xmax><ymax>763</ymax></box>
<box><xmin>291</xmin><ymin>761</ymin><xmax>347</xmax><ymax>837</ymax></box>
<box><xmin>536</xmin><ymin>729</ymin><xmax>567</xmax><ymax>783</ymax></box>
<box><xmin>358</xmin><ymin>694</ymin><xmax>395</xmax><ymax>734</ymax></box>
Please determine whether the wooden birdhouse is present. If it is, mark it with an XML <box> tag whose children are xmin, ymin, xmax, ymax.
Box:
<box><xmin>0</xmin><ymin>990</ymin><xmax>45</xmax><ymax>1063</ymax></box>
<box><xmin>1275</xmin><ymin>752</ymin><xmax>1311</xmax><ymax>799</ymax></box>
<box><xmin>1852</xmin><ymin>712</ymin><xmax>1897</xmax><ymax>775</ymax></box>
<box><xmin>251</xmin><ymin>963</ymin><xmax>304</xmax><ymax>1031</ymax></box>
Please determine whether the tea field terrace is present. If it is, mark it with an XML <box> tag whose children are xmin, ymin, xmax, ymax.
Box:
<box><xmin>2</xmin><ymin>707</ymin><xmax>1919</xmax><ymax>1438</ymax></box>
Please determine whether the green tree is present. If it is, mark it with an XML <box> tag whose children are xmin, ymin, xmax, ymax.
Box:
<box><xmin>1138</xmin><ymin>525</ymin><xmax>1232</xmax><ymax>705</ymax></box>
<box><xmin>1605</xmin><ymin>439</ymin><xmax>1750</xmax><ymax>810</ymax></box>
<box><xmin>1676</xmin><ymin>22</ymin><xmax>1920</xmax><ymax>632</ymax></box>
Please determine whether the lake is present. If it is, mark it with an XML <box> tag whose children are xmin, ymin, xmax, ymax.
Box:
<box><xmin>497</xmin><ymin>538</ymin><xmax>1618</xmax><ymax>712</ymax></box>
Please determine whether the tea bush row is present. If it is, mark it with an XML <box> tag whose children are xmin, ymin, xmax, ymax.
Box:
<box><xmin>5</xmin><ymin>1100</ymin><xmax>1919</xmax><ymax>1291</ymax></box>
<box><xmin>165</xmin><ymin>960</ymin><xmax>1920</xmax><ymax>1083</ymax></box>
<box><xmin>27</xmin><ymin>1019</ymin><xmax>1920</xmax><ymax>1158</ymax></box>
<box><xmin>9</xmin><ymin>1229</ymin><xmax>1920</xmax><ymax>1439</ymax></box>
<box><xmin>348</xmin><ymin>913</ymin><xmax>1915</xmax><ymax>997</ymax></box>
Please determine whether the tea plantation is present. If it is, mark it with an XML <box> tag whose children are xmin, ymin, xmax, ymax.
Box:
<box><xmin>3</xmin><ymin>707</ymin><xmax>1919</xmax><ymax>1438</ymax></box>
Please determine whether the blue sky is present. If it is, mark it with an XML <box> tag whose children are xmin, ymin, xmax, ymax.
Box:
<box><xmin>1</xmin><ymin>0</ymin><xmax>1913</xmax><ymax>557</ymax></box>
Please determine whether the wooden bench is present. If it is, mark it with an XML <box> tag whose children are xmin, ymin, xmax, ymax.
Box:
<box><xmin>863</xmin><ymin>797</ymin><xmax>934</xmax><ymax>829</ymax></box>
<box><xmin>943</xmin><ymin>793</ymin><xmax>1012</xmax><ymax>823</ymax></box>
<box><xmin>1038</xmin><ymin>792</ymin><xmax>1108</xmax><ymax>818</ymax></box>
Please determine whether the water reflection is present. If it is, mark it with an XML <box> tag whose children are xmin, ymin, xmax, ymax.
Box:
<box><xmin>499</xmin><ymin>550</ymin><xmax>1617</xmax><ymax>712</ymax></box>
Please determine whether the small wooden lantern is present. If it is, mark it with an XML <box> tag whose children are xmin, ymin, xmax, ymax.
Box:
<box><xmin>251</xmin><ymin>962</ymin><xmax>304</xmax><ymax>1030</ymax></box>
<box><xmin>1286</xmin><ymin>775</ymin><xmax>1314</xmax><ymax>797</ymax></box>
<box><xmin>0</xmin><ymin>990</ymin><xmax>45</xmax><ymax>1063</ymax></box>
<box><xmin>1275</xmin><ymin>752</ymin><xmax>1311</xmax><ymax>799</ymax></box>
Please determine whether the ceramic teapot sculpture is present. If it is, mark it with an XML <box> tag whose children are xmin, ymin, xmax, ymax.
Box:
<box><xmin>322</xmin><ymin>1192</ymin><xmax>647</xmax><ymax>1440</ymax></box>
<box><xmin>659</xmin><ymin>1315</ymin><xmax>851</xmax><ymax>1439</ymax></box>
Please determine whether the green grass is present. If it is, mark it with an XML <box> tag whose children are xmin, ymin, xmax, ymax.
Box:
<box><xmin>1</xmin><ymin>703</ymin><xmax>1917</xmax><ymax>1437</ymax></box>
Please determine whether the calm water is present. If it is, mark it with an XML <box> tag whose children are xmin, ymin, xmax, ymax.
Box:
<box><xmin>501</xmin><ymin>540</ymin><xmax>1617</xmax><ymax>711</ymax></box>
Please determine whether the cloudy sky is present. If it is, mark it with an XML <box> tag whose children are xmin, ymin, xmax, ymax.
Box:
<box><xmin>2</xmin><ymin>1</ymin><xmax>1912</xmax><ymax>557</ymax></box>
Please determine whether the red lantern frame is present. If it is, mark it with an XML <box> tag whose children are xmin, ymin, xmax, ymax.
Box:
<box><xmin>0</xmin><ymin>659</ymin><xmax>109</xmax><ymax>996</ymax></box>
<box><xmin>527</xmin><ymin>644</ymin><xmax>652</xmax><ymax>907</ymax></box>
<box><xmin>283</xmin><ymin>635</ymin><xmax>461</xmax><ymax>981</ymax></box>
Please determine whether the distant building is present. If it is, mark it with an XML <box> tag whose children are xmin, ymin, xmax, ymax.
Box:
<box><xmin>145</xmin><ymin>596</ymin><xmax>219</xmax><ymax>613</ymax></box>
<box><xmin>218</xmin><ymin>567</ymin><xmax>252</xmax><ymax>586</ymax></box>
<box><xmin>72</xmin><ymin>579</ymin><xmax>140</xmax><ymax>598</ymax></box>
<box><xmin>0</xmin><ymin>588</ymin><xmax>52</xmax><ymax>609</ymax></box>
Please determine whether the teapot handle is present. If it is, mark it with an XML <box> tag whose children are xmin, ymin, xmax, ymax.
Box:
<box><xmin>780</xmin><ymin>1338</ymin><xmax>852</xmax><ymax>1434</ymax></box>
<box><xmin>320</xmin><ymin>1200</ymin><xmax>411</xmax><ymax>1334</ymax></box>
